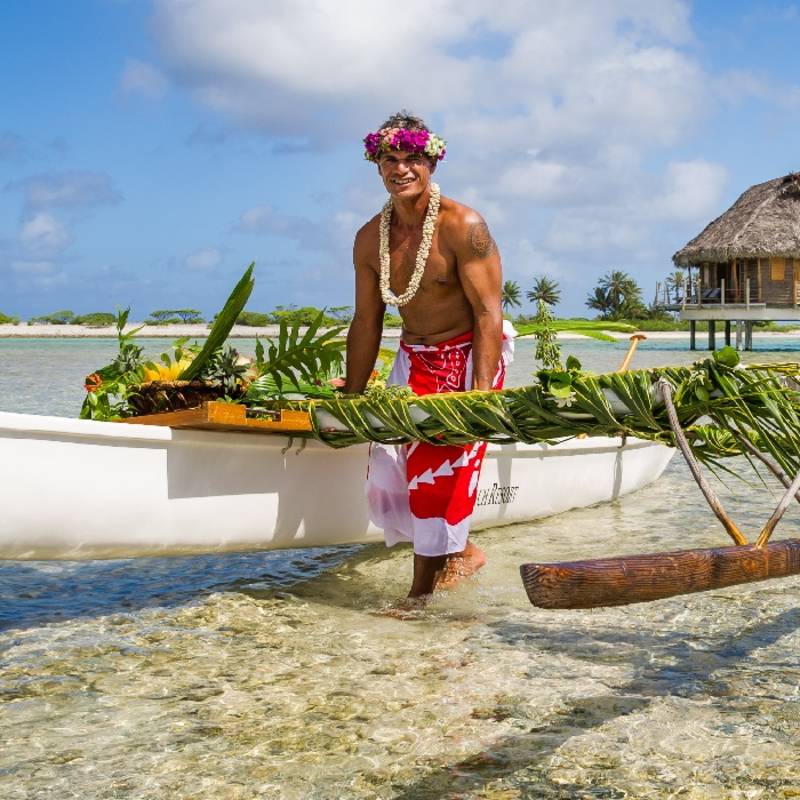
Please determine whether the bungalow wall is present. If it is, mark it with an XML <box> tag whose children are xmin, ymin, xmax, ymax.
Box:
<box><xmin>701</xmin><ymin>257</ymin><xmax>798</xmax><ymax>306</ymax></box>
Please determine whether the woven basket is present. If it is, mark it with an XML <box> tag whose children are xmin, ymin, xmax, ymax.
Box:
<box><xmin>128</xmin><ymin>380</ymin><xmax>233</xmax><ymax>416</ymax></box>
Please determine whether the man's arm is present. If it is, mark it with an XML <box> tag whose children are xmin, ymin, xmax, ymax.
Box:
<box><xmin>453</xmin><ymin>214</ymin><xmax>503</xmax><ymax>390</ymax></box>
<box><xmin>343</xmin><ymin>227</ymin><xmax>385</xmax><ymax>394</ymax></box>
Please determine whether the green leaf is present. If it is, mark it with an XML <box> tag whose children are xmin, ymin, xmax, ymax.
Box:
<box><xmin>713</xmin><ymin>345</ymin><xmax>740</xmax><ymax>368</ymax></box>
<box><xmin>566</xmin><ymin>354</ymin><xmax>582</xmax><ymax>371</ymax></box>
<box><xmin>179</xmin><ymin>263</ymin><xmax>255</xmax><ymax>381</ymax></box>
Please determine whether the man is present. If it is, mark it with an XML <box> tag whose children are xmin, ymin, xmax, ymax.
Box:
<box><xmin>344</xmin><ymin>111</ymin><xmax>514</xmax><ymax>601</ymax></box>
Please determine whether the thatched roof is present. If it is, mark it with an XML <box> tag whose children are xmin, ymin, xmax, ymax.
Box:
<box><xmin>673</xmin><ymin>172</ymin><xmax>800</xmax><ymax>266</ymax></box>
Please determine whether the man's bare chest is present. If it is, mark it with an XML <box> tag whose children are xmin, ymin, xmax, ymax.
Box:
<box><xmin>385</xmin><ymin>230</ymin><xmax>457</xmax><ymax>291</ymax></box>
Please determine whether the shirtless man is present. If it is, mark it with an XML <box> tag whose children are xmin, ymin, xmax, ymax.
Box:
<box><xmin>344</xmin><ymin>111</ymin><xmax>513</xmax><ymax>600</ymax></box>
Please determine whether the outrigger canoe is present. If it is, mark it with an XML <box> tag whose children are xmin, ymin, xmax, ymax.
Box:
<box><xmin>0</xmin><ymin>410</ymin><xmax>673</xmax><ymax>561</ymax></box>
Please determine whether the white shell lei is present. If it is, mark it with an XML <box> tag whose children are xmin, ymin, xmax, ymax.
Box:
<box><xmin>379</xmin><ymin>182</ymin><xmax>440</xmax><ymax>307</ymax></box>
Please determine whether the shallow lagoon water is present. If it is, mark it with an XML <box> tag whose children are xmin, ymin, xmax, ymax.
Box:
<box><xmin>2</xmin><ymin>337</ymin><xmax>800</xmax><ymax>798</ymax></box>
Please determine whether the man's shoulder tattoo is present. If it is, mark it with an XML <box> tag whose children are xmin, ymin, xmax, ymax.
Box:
<box><xmin>467</xmin><ymin>221</ymin><xmax>497</xmax><ymax>258</ymax></box>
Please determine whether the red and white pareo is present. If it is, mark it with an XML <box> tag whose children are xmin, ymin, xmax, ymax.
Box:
<box><xmin>367</xmin><ymin>321</ymin><xmax>515</xmax><ymax>556</ymax></box>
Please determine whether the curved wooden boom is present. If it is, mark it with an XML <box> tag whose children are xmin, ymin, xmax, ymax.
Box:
<box><xmin>520</xmin><ymin>539</ymin><xmax>800</xmax><ymax>609</ymax></box>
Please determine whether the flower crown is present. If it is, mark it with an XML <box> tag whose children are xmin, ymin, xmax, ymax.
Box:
<box><xmin>363</xmin><ymin>127</ymin><xmax>446</xmax><ymax>163</ymax></box>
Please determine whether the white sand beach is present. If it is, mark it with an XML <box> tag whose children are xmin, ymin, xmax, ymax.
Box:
<box><xmin>2</xmin><ymin>323</ymin><xmax>800</xmax><ymax>341</ymax></box>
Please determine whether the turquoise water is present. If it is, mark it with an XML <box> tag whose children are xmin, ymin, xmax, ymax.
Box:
<box><xmin>2</xmin><ymin>337</ymin><xmax>800</xmax><ymax>798</ymax></box>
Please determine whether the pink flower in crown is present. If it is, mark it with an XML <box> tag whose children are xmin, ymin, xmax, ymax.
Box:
<box><xmin>393</xmin><ymin>128</ymin><xmax>430</xmax><ymax>153</ymax></box>
<box><xmin>363</xmin><ymin>131</ymin><xmax>383</xmax><ymax>158</ymax></box>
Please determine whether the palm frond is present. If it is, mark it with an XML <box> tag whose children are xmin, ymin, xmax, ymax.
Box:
<box><xmin>179</xmin><ymin>263</ymin><xmax>255</xmax><ymax>381</ymax></box>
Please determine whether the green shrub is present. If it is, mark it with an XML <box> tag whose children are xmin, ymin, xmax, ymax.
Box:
<box><xmin>75</xmin><ymin>312</ymin><xmax>116</xmax><ymax>327</ymax></box>
<box><xmin>146</xmin><ymin>309</ymin><xmax>205</xmax><ymax>325</ymax></box>
<box><xmin>383</xmin><ymin>312</ymin><xmax>403</xmax><ymax>328</ymax></box>
<box><xmin>236</xmin><ymin>311</ymin><xmax>271</xmax><ymax>327</ymax></box>
<box><xmin>29</xmin><ymin>310</ymin><xmax>75</xmax><ymax>325</ymax></box>
<box><xmin>270</xmin><ymin>306</ymin><xmax>338</xmax><ymax>326</ymax></box>
<box><xmin>0</xmin><ymin>312</ymin><xmax>19</xmax><ymax>325</ymax></box>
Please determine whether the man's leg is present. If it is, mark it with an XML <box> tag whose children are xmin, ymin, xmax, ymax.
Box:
<box><xmin>407</xmin><ymin>539</ymin><xmax>487</xmax><ymax>597</ymax></box>
<box><xmin>408</xmin><ymin>553</ymin><xmax>447</xmax><ymax>597</ymax></box>
<box><xmin>435</xmin><ymin>539</ymin><xmax>487</xmax><ymax>590</ymax></box>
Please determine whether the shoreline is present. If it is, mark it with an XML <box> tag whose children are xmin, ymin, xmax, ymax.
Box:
<box><xmin>3</xmin><ymin>323</ymin><xmax>800</xmax><ymax>341</ymax></box>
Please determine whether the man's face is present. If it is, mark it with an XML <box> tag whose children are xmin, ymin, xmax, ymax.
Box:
<box><xmin>378</xmin><ymin>149</ymin><xmax>435</xmax><ymax>199</ymax></box>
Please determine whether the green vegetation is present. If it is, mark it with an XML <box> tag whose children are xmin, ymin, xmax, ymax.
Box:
<box><xmin>29</xmin><ymin>310</ymin><xmax>76</xmax><ymax>325</ymax></box>
<box><xmin>384</xmin><ymin>312</ymin><xmax>403</xmax><ymax>328</ymax></box>
<box><xmin>179</xmin><ymin>265</ymin><xmax>254</xmax><ymax>381</ymax></box>
<box><xmin>531</xmin><ymin>299</ymin><xmax>561</xmax><ymax>369</ymax></box>
<box><xmin>502</xmin><ymin>280</ymin><xmax>522</xmax><ymax>312</ymax></box>
<box><xmin>527</xmin><ymin>276</ymin><xmax>561</xmax><ymax>307</ymax></box>
<box><xmin>0</xmin><ymin>312</ymin><xmax>19</xmax><ymax>325</ymax></box>
<box><xmin>515</xmin><ymin>317</ymin><xmax>636</xmax><ymax>342</ymax></box>
<box><xmin>81</xmin><ymin>264</ymin><xmax>347</xmax><ymax>420</ymax></box>
<box><xmin>236</xmin><ymin>311</ymin><xmax>272</xmax><ymax>327</ymax></box>
<box><xmin>146</xmin><ymin>308</ymin><xmax>205</xmax><ymax>325</ymax></box>
<box><xmin>586</xmin><ymin>270</ymin><xmax>646</xmax><ymax>320</ymax></box>
<box><xmin>270</xmin><ymin>306</ymin><xmax>338</xmax><ymax>326</ymax></box>
<box><xmin>75</xmin><ymin>312</ymin><xmax>116</xmax><ymax>327</ymax></box>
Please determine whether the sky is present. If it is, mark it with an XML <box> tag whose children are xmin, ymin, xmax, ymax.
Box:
<box><xmin>1</xmin><ymin>0</ymin><xmax>799</xmax><ymax>320</ymax></box>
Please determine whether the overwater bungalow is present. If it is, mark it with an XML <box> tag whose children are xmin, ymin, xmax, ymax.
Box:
<box><xmin>669</xmin><ymin>172</ymin><xmax>800</xmax><ymax>349</ymax></box>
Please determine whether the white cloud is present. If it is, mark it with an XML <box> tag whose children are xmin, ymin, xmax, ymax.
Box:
<box><xmin>146</xmin><ymin>1</ymin><xmax>752</xmax><ymax>312</ymax></box>
<box><xmin>152</xmin><ymin>1</ymin><xmax>705</xmax><ymax>146</ymax></box>
<box><xmin>6</xmin><ymin>171</ymin><xmax>122</xmax><ymax>211</ymax></box>
<box><xmin>120</xmin><ymin>59</ymin><xmax>168</xmax><ymax>98</ymax></box>
<box><xmin>18</xmin><ymin>213</ymin><xmax>73</xmax><ymax>256</ymax></box>
<box><xmin>653</xmin><ymin>160</ymin><xmax>729</xmax><ymax>222</ymax></box>
<box><xmin>184</xmin><ymin>247</ymin><xmax>221</xmax><ymax>271</ymax></box>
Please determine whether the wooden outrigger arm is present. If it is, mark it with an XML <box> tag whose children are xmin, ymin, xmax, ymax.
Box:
<box><xmin>520</xmin><ymin>378</ymin><xmax>800</xmax><ymax>609</ymax></box>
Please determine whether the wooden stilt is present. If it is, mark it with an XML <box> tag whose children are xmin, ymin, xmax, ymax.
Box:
<box><xmin>689</xmin><ymin>320</ymin><xmax>696</xmax><ymax>350</ymax></box>
<box><xmin>724</xmin><ymin>320</ymin><xmax>731</xmax><ymax>346</ymax></box>
<box><xmin>519</xmin><ymin>539</ymin><xmax>800</xmax><ymax>609</ymax></box>
<box><xmin>708</xmin><ymin>320</ymin><xmax>716</xmax><ymax>351</ymax></box>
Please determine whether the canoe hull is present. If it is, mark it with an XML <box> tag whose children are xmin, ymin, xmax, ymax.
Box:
<box><xmin>0</xmin><ymin>412</ymin><xmax>674</xmax><ymax>560</ymax></box>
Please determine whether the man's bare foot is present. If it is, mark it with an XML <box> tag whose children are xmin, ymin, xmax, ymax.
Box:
<box><xmin>373</xmin><ymin>595</ymin><xmax>429</xmax><ymax>619</ymax></box>
<box><xmin>434</xmin><ymin>541</ymin><xmax>486</xmax><ymax>591</ymax></box>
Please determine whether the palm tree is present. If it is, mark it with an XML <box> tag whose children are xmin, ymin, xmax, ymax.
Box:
<box><xmin>665</xmin><ymin>270</ymin><xmax>686</xmax><ymax>304</ymax></box>
<box><xmin>587</xmin><ymin>271</ymin><xmax>644</xmax><ymax>319</ymax></box>
<box><xmin>585</xmin><ymin>286</ymin><xmax>612</xmax><ymax>317</ymax></box>
<box><xmin>501</xmin><ymin>280</ymin><xmax>522</xmax><ymax>312</ymax></box>
<box><xmin>527</xmin><ymin>276</ymin><xmax>561</xmax><ymax>307</ymax></box>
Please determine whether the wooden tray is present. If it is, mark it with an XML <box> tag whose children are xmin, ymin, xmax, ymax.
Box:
<box><xmin>118</xmin><ymin>401</ymin><xmax>313</xmax><ymax>435</ymax></box>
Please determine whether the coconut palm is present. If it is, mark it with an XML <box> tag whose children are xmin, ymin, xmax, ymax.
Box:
<box><xmin>527</xmin><ymin>276</ymin><xmax>561</xmax><ymax>307</ymax></box>
<box><xmin>587</xmin><ymin>271</ymin><xmax>645</xmax><ymax>320</ymax></box>
<box><xmin>502</xmin><ymin>280</ymin><xmax>522</xmax><ymax>312</ymax></box>
<box><xmin>665</xmin><ymin>269</ymin><xmax>687</xmax><ymax>303</ymax></box>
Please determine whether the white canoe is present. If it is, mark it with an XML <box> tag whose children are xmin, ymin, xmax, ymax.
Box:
<box><xmin>0</xmin><ymin>411</ymin><xmax>674</xmax><ymax>561</ymax></box>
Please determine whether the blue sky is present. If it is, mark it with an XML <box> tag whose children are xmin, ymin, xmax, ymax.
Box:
<box><xmin>1</xmin><ymin>1</ymin><xmax>799</xmax><ymax>320</ymax></box>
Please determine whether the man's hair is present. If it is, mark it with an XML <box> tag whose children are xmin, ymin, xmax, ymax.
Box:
<box><xmin>378</xmin><ymin>110</ymin><xmax>430</xmax><ymax>133</ymax></box>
